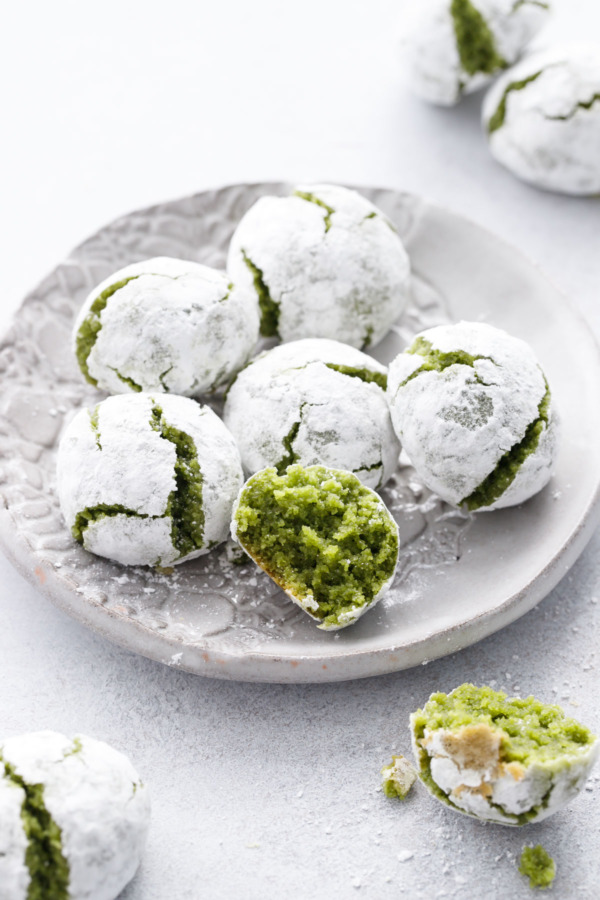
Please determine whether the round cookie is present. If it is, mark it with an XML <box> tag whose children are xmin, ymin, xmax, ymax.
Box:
<box><xmin>57</xmin><ymin>393</ymin><xmax>243</xmax><ymax>567</ymax></box>
<box><xmin>411</xmin><ymin>684</ymin><xmax>599</xmax><ymax>825</ymax></box>
<box><xmin>483</xmin><ymin>44</ymin><xmax>600</xmax><ymax>195</ymax></box>
<box><xmin>0</xmin><ymin>730</ymin><xmax>150</xmax><ymax>899</ymax></box>
<box><xmin>398</xmin><ymin>0</ymin><xmax>549</xmax><ymax>106</ymax></box>
<box><xmin>232</xmin><ymin>465</ymin><xmax>400</xmax><ymax>630</ymax></box>
<box><xmin>223</xmin><ymin>338</ymin><xmax>400</xmax><ymax>490</ymax></box>
<box><xmin>387</xmin><ymin>321</ymin><xmax>558</xmax><ymax>511</ymax></box>
<box><xmin>73</xmin><ymin>257</ymin><xmax>259</xmax><ymax>396</ymax></box>
<box><xmin>227</xmin><ymin>184</ymin><xmax>410</xmax><ymax>349</ymax></box>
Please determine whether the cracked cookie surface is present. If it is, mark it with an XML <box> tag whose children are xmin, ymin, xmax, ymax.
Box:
<box><xmin>227</xmin><ymin>184</ymin><xmax>410</xmax><ymax>349</ymax></box>
<box><xmin>224</xmin><ymin>339</ymin><xmax>400</xmax><ymax>490</ymax></box>
<box><xmin>73</xmin><ymin>257</ymin><xmax>259</xmax><ymax>396</ymax></box>
<box><xmin>483</xmin><ymin>44</ymin><xmax>600</xmax><ymax>194</ymax></box>
<box><xmin>57</xmin><ymin>393</ymin><xmax>243</xmax><ymax>566</ymax></box>
<box><xmin>387</xmin><ymin>322</ymin><xmax>558</xmax><ymax>510</ymax></box>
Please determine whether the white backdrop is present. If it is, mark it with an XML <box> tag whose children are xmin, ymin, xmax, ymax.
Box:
<box><xmin>0</xmin><ymin>2</ymin><xmax>599</xmax><ymax>898</ymax></box>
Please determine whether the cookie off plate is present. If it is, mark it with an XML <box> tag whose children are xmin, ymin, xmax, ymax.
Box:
<box><xmin>0</xmin><ymin>182</ymin><xmax>599</xmax><ymax>682</ymax></box>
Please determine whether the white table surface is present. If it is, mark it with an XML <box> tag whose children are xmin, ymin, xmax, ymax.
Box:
<box><xmin>1</xmin><ymin>2</ymin><xmax>599</xmax><ymax>897</ymax></box>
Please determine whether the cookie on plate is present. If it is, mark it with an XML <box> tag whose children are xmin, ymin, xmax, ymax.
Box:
<box><xmin>227</xmin><ymin>184</ymin><xmax>410</xmax><ymax>349</ymax></box>
<box><xmin>387</xmin><ymin>321</ymin><xmax>558</xmax><ymax>511</ymax></box>
<box><xmin>231</xmin><ymin>465</ymin><xmax>399</xmax><ymax>630</ymax></box>
<box><xmin>73</xmin><ymin>257</ymin><xmax>259</xmax><ymax>396</ymax></box>
<box><xmin>57</xmin><ymin>393</ymin><xmax>243</xmax><ymax>567</ymax></box>
<box><xmin>224</xmin><ymin>338</ymin><xmax>400</xmax><ymax>490</ymax></box>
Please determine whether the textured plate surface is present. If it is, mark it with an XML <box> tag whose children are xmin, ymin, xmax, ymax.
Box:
<box><xmin>1</xmin><ymin>182</ymin><xmax>599</xmax><ymax>683</ymax></box>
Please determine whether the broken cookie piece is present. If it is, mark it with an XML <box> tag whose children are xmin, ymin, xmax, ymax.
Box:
<box><xmin>381</xmin><ymin>755</ymin><xmax>417</xmax><ymax>799</ymax></box>
<box><xmin>410</xmin><ymin>683</ymin><xmax>599</xmax><ymax>825</ymax></box>
<box><xmin>231</xmin><ymin>464</ymin><xmax>399</xmax><ymax>630</ymax></box>
<box><xmin>57</xmin><ymin>393</ymin><xmax>243</xmax><ymax>566</ymax></box>
<box><xmin>519</xmin><ymin>844</ymin><xmax>556</xmax><ymax>889</ymax></box>
<box><xmin>0</xmin><ymin>731</ymin><xmax>149</xmax><ymax>900</ymax></box>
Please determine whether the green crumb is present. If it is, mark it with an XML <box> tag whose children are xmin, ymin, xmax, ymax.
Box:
<box><xmin>381</xmin><ymin>755</ymin><xmax>417</xmax><ymax>799</ymax></box>
<box><xmin>2</xmin><ymin>757</ymin><xmax>70</xmax><ymax>900</ymax></box>
<box><xmin>150</xmin><ymin>406</ymin><xmax>205</xmax><ymax>557</ymax></box>
<box><xmin>519</xmin><ymin>845</ymin><xmax>556</xmax><ymax>889</ymax></box>
<box><xmin>233</xmin><ymin>464</ymin><xmax>398</xmax><ymax>628</ymax></box>
<box><xmin>242</xmin><ymin>250</ymin><xmax>279</xmax><ymax>338</ymax></box>
<box><xmin>461</xmin><ymin>379</ymin><xmax>551</xmax><ymax>510</ymax></box>
<box><xmin>487</xmin><ymin>70</ymin><xmax>544</xmax><ymax>133</ymax></box>
<box><xmin>75</xmin><ymin>276</ymin><xmax>140</xmax><ymax>386</ymax></box>
<box><xmin>293</xmin><ymin>190</ymin><xmax>335</xmax><ymax>232</ymax></box>
<box><xmin>325</xmin><ymin>364</ymin><xmax>387</xmax><ymax>391</ymax></box>
<box><xmin>450</xmin><ymin>0</ymin><xmax>506</xmax><ymax>76</ymax></box>
<box><xmin>411</xmin><ymin>683</ymin><xmax>596</xmax><ymax>824</ymax></box>
<box><xmin>399</xmin><ymin>336</ymin><xmax>492</xmax><ymax>388</ymax></box>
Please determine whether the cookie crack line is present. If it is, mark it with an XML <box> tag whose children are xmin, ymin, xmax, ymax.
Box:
<box><xmin>150</xmin><ymin>405</ymin><xmax>205</xmax><ymax>557</ymax></box>
<box><xmin>450</xmin><ymin>0</ymin><xmax>506</xmax><ymax>77</ymax></box>
<box><xmin>511</xmin><ymin>0</ymin><xmax>549</xmax><ymax>10</ymax></box>
<box><xmin>241</xmin><ymin>249</ymin><xmax>280</xmax><ymax>338</ymax></box>
<box><xmin>89</xmin><ymin>405</ymin><xmax>102</xmax><ymax>451</ymax></box>
<box><xmin>293</xmin><ymin>190</ymin><xmax>335</xmax><ymax>232</ymax></box>
<box><xmin>276</xmin><ymin>402</ymin><xmax>309</xmax><ymax>474</ymax></box>
<box><xmin>1</xmin><ymin>753</ymin><xmax>70</xmax><ymax>899</ymax></box>
<box><xmin>397</xmin><ymin>336</ymin><xmax>496</xmax><ymax>391</ymax></box>
<box><xmin>544</xmin><ymin>93</ymin><xmax>600</xmax><ymax>121</ymax></box>
<box><xmin>110</xmin><ymin>367</ymin><xmax>142</xmax><ymax>392</ymax></box>
<box><xmin>487</xmin><ymin>63</ymin><xmax>567</xmax><ymax>134</ymax></box>
<box><xmin>461</xmin><ymin>378</ymin><xmax>551</xmax><ymax>511</ymax></box>
<box><xmin>72</xmin><ymin>503</ymin><xmax>155</xmax><ymax>545</ymax></box>
<box><xmin>325</xmin><ymin>363</ymin><xmax>388</xmax><ymax>391</ymax></box>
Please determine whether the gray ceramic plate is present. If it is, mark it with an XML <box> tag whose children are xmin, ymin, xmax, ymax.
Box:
<box><xmin>1</xmin><ymin>183</ymin><xmax>599</xmax><ymax>683</ymax></box>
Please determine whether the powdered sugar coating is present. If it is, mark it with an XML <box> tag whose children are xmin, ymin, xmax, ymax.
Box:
<box><xmin>483</xmin><ymin>44</ymin><xmax>600</xmax><ymax>195</ymax></box>
<box><xmin>73</xmin><ymin>257</ymin><xmax>259</xmax><ymax>396</ymax></box>
<box><xmin>398</xmin><ymin>0</ymin><xmax>549</xmax><ymax>106</ymax></box>
<box><xmin>0</xmin><ymin>776</ymin><xmax>29</xmax><ymax>900</ymax></box>
<box><xmin>224</xmin><ymin>339</ymin><xmax>400</xmax><ymax>490</ymax></box>
<box><xmin>0</xmin><ymin>731</ymin><xmax>150</xmax><ymax>900</ymax></box>
<box><xmin>411</xmin><ymin>724</ymin><xmax>599</xmax><ymax>825</ymax></box>
<box><xmin>226</xmin><ymin>184</ymin><xmax>410</xmax><ymax>349</ymax></box>
<box><xmin>57</xmin><ymin>393</ymin><xmax>243</xmax><ymax>566</ymax></box>
<box><xmin>387</xmin><ymin>322</ymin><xmax>558</xmax><ymax>510</ymax></box>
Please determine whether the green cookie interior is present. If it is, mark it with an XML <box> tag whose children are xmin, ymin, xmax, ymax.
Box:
<box><xmin>1</xmin><ymin>754</ymin><xmax>70</xmax><ymax>900</ymax></box>
<box><xmin>233</xmin><ymin>464</ymin><xmax>398</xmax><ymax>628</ymax></box>
<box><xmin>450</xmin><ymin>0</ymin><xmax>506</xmax><ymax>78</ymax></box>
<box><xmin>412</xmin><ymin>683</ymin><xmax>596</xmax><ymax>823</ymax></box>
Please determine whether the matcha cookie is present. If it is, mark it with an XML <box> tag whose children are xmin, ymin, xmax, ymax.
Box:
<box><xmin>227</xmin><ymin>184</ymin><xmax>410</xmax><ymax>349</ymax></box>
<box><xmin>57</xmin><ymin>393</ymin><xmax>243</xmax><ymax>567</ymax></box>
<box><xmin>224</xmin><ymin>339</ymin><xmax>400</xmax><ymax>490</ymax></box>
<box><xmin>410</xmin><ymin>684</ymin><xmax>599</xmax><ymax>825</ymax></box>
<box><xmin>387</xmin><ymin>321</ymin><xmax>558</xmax><ymax>511</ymax></box>
<box><xmin>0</xmin><ymin>730</ymin><xmax>149</xmax><ymax>899</ymax></box>
<box><xmin>483</xmin><ymin>44</ymin><xmax>600</xmax><ymax>195</ymax></box>
<box><xmin>398</xmin><ymin>0</ymin><xmax>549</xmax><ymax>106</ymax></box>
<box><xmin>231</xmin><ymin>465</ymin><xmax>399</xmax><ymax>630</ymax></box>
<box><xmin>73</xmin><ymin>257</ymin><xmax>259</xmax><ymax>396</ymax></box>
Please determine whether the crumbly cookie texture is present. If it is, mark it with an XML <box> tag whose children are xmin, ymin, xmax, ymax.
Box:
<box><xmin>57</xmin><ymin>393</ymin><xmax>243</xmax><ymax>567</ymax></box>
<box><xmin>0</xmin><ymin>731</ymin><xmax>149</xmax><ymax>900</ymax></box>
<box><xmin>73</xmin><ymin>256</ymin><xmax>259</xmax><ymax>396</ymax></box>
<box><xmin>223</xmin><ymin>338</ymin><xmax>400</xmax><ymax>491</ymax></box>
<box><xmin>519</xmin><ymin>845</ymin><xmax>556</xmax><ymax>889</ymax></box>
<box><xmin>398</xmin><ymin>0</ymin><xmax>550</xmax><ymax>106</ymax></box>
<box><xmin>231</xmin><ymin>465</ymin><xmax>399</xmax><ymax>630</ymax></box>
<box><xmin>226</xmin><ymin>184</ymin><xmax>410</xmax><ymax>349</ymax></box>
<box><xmin>410</xmin><ymin>684</ymin><xmax>599</xmax><ymax>825</ymax></box>
<box><xmin>387</xmin><ymin>321</ymin><xmax>558</xmax><ymax>511</ymax></box>
<box><xmin>483</xmin><ymin>44</ymin><xmax>600</xmax><ymax>195</ymax></box>
<box><xmin>381</xmin><ymin>755</ymin><xmax>418</xmax><ymax>799</ymax></box>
